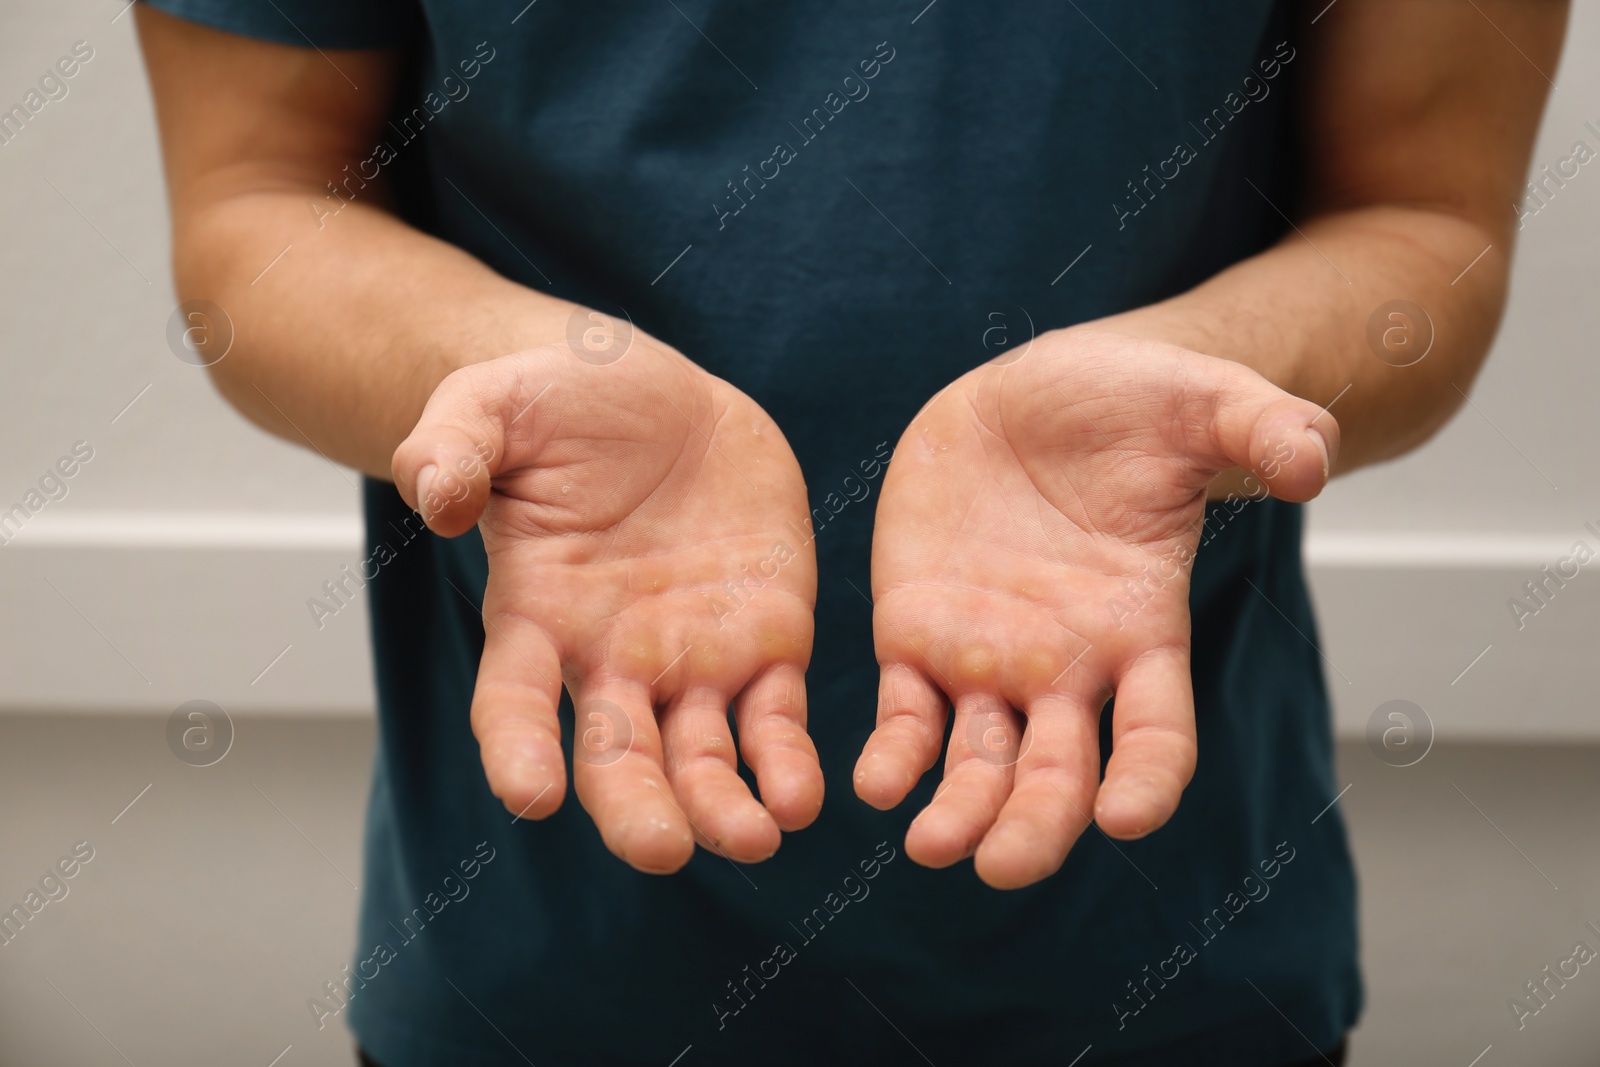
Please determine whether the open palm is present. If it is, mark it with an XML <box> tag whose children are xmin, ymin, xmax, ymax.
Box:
<box><xmin>855</xmin><ymin>329</ymin><xmax>1337</xmax><ymax>888</ymax></box>
<box><xmin>393</xmin><ymin>335</ymin><xmax>820</xmax><ymax>873</ymax></box>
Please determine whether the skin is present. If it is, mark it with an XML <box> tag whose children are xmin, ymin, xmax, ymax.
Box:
<box><xmin>856</xmin><ymin>1</ymin><xmax>1568</xmax><ymax>887</ymax></box>
<box><xmin>858</xmin><ymin>333</ymin><xmax>1335</xmax><ymax>889</ymax></box>
<box><xmin>136</xmin><ymin>0</ymin><xmax>1566</xmax><ymax>884</ymax></box>
<box><xmin>393</xmin><ymin>343</ymin><xmax>821</xmax><ymax>871</ymax></box>
<box><xmin>135</xmin><ymin>9</ymin><xmax>821</xmax><ymax>872</ymax></box>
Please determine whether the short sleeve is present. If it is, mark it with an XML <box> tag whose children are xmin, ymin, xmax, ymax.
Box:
<box><xmin>136</xmin><ymin>0</ymin><xmax>416</xmax><ymax>50</ymax></box>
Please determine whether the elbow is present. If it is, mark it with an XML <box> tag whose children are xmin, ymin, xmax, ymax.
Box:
<box><xmin>165</xmin><ymin>212</ymin><xmax>279</xmax><ymax>429</ymax></box>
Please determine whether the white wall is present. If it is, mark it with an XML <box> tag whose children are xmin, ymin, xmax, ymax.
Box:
<box><xmin>2</xmin><ymin>0</ymin><xmax>1597</xmax><ymax>738</ymax></box>
<box><xmin>0</xmin><ymin>0</ymin><xmax>367</xmax><ymax>714</ymax></box>
<box><xmin>1304</xmin><ymin>1</ymin><xmax>1600</xmax><ymax>741</ymax></box>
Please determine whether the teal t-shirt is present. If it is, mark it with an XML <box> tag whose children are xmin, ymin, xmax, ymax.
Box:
<box><xmin>142</xmin><ymin>1</ymin><xmax>1360</xmax><ymax>1063</ymax></box>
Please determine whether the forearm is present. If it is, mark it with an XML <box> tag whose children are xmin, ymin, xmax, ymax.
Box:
<box><xmin>175</xmin><ymin>191</ymin><xmax>577</xmax><ymax>478</ymax></box>
<box><xmin>1098</xmin><ymin>0</ymin><xmax>1565</xmax><ymax>488</ymax></box>
<box><xmin>1099</xmin><ymin>202</ymin><xmax>1508</xmax><ymax>477</ymax></box>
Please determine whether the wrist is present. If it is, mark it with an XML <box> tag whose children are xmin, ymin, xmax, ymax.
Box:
<box><xmin>438</xmin><ymin>288</ymin><xmax>585</xmax><ymax>377</ymax></box>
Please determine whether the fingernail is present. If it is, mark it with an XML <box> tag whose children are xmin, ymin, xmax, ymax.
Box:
<box><xmin>1306</xmin><ymin>428</ymin><xmax>1330</xmax><ymax>479</ymax></box>
<box><xmin>416</xmin><ymin>464</ymin><xmax>439</xmax><ymax>514</ymax></box>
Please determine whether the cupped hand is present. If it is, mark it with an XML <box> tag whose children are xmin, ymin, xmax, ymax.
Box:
<box><xmin>854</xmin><ymin>328</ymin><xmax>1338</xmax><ymax>889</ymax></box>
<box><xmin>393</xmin><ymin>329</ymin><xmax>820</xmax><ymax>874</ymax></box>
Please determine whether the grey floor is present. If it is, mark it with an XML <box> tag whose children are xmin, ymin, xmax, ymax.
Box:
<box><xmin>1</xmin><ymin>715</ymin><xmax>1597</xmax><ymax>1066</ymax></box>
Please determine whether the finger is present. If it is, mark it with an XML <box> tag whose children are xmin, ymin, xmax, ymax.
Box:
<box><xmin>571</xmin><ymin>683</ymin><xmax>696</xmax><ymax>874</ymax></box>
<box><xmin>391</xmin><ymin>359</ymin><xmax>539</xmax><ymax>536</ymax></box>
<box><xmin>904</xmin><ymin>693</ymin><xmax>1015</xmax><ymax>869</ymax></box>
<box><xmin>1184</xmin><ymin>360</ymin><xmax>1341</xmax><ymax>503</ymax></box>
<box><xmin>1095</xmin><ymin>645</ymin><xmax>1198</xmax><ymax>840</ymax></box>
<box><xmin>974</xmin><ymin>693</ymin><xmax>1100</xmax><ymax>890</ymax></box>
<box><xmin>735</xmin><ymin>663</ymin><xmax>824</xmax><ymax>832</ymax></box>
<box><xmin>659</xmin><ymin>686</ymin><xmax>781</xmax><ymax>862</ymax></box>
<box><xmin>854</xmin><ymin>664</ymin><xmax>948</xmax><ymax>810</ymax></box>
<box><xmin>470</xmin><ymin>610</ymin><xmax>567</xmax><ymax>821</ymax></box>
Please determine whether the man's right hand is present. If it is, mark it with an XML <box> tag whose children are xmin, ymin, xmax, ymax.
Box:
<box><xmin>393</xmin><ymin>329</ymin><xmax>821</xmax><ymax>874</ymax></box>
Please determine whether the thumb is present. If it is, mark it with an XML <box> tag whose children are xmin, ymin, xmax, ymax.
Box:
<box><xmin>391</xmin><ymin>361</ymin><xmax>522</xmax><ymax>537</ymax></box>
<box><xmin>1187</xmin><ymin>359</ymin><xmax>1341</xmax><ymax>504</ymax></box>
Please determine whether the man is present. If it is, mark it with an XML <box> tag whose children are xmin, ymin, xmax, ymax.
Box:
<box><xmin>135</xmin><ymin>1</ymin><xmax>1564</xmax><ymax>1063</ymax></box>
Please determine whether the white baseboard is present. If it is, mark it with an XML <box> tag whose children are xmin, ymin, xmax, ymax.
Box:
<box><xmin>0</xmin><ymin>512</ymin><xmax>375</xmax><ymax>716</ymax></box>
<box><xmin>1304</xmin><ymin>531</ymin><xmax>1599</xmax><ymax>743</ymax></box>
<box><xmin>1</xmin><ymin>515</ymin><xmax>1593</xmax><ymax>742</ymax></box>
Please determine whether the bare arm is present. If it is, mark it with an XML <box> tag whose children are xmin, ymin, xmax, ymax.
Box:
<box><xmin>1109</xmin><ymin>0</ymin><xmax>1568</xmax><ymax>478</ymax></box>
<box><xmin>138</xmin><ymin>7</ymin><xmax>826</xmax><ymax>873</ymax></box>
<box><xmin>136</xmin><ymin>6</ymin><xmax>576</xmax><ymax>478</ymax></box>
<box><xmin>857</xmin><ymin>0</ymin><xmax>1569</xmax><ymax>889</ymax></box>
